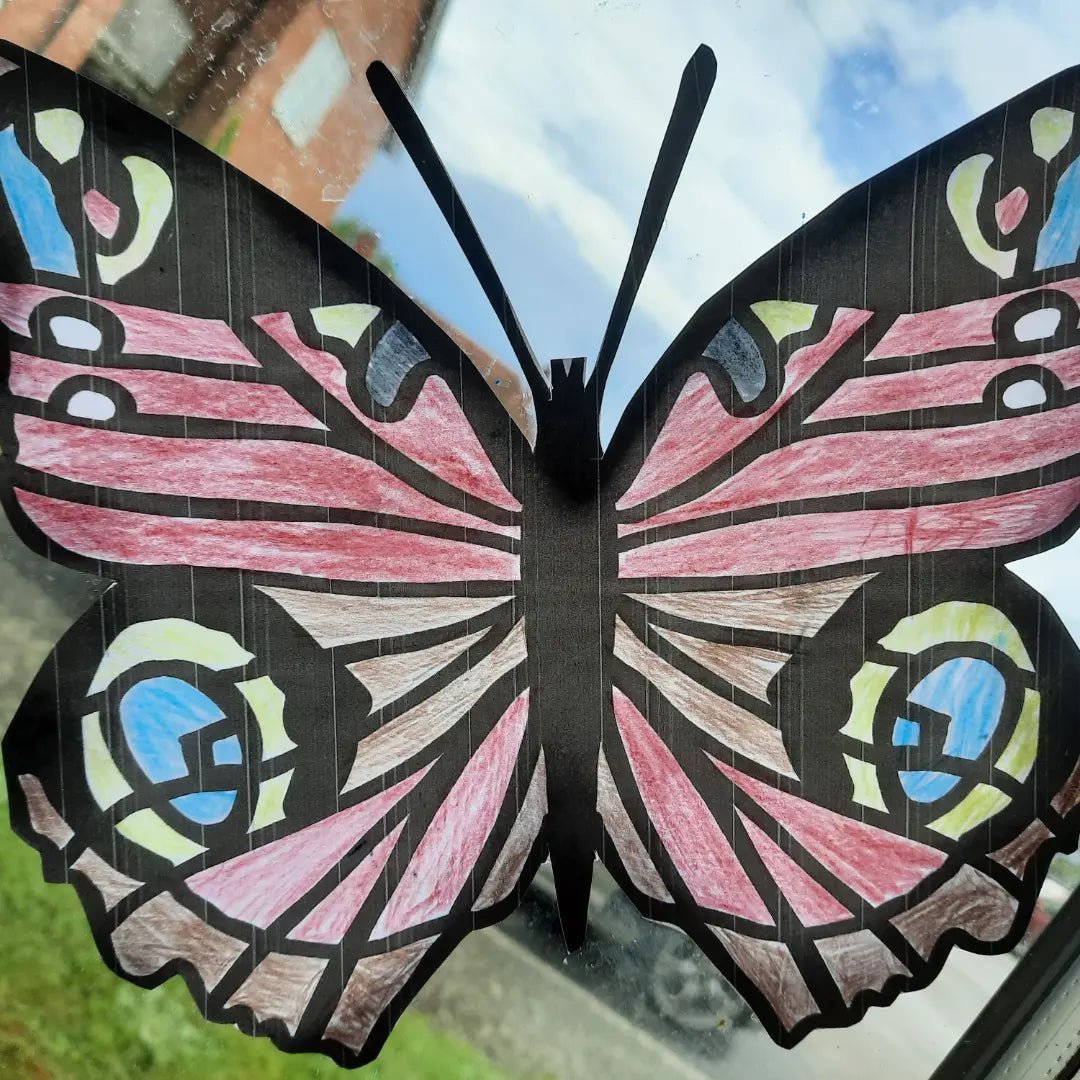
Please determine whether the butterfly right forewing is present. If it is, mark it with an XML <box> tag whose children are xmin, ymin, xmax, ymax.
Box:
<box><xmin>594</xmin><ymin>64</ymin><xmax>1080</xmax><ymax>1044</ymax></box>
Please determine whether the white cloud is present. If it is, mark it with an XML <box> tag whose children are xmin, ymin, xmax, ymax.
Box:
<box><xmin>1011</xmin><ymin>534</ymin><xmax>1080</xmax><ymax>648</ymax></box>
<box><xmin>415</xmin><ymin>0</ymin><xmax>1080</xmax><ymax>390</ymax></box>
<box><xmin>417</xmin><ymin>0</ymin><xmax>846</xmax><ymax>373</ymax></box>
<box><xmin>398</xmin><ymin>0</ymin><xmax>1080</xmax><ymax>624</ymax></box>
<box><xmin>871</xmin><ymin>0</ymin><xmax>1080</xmax><ymax>113</ymax></box>
<box><xmin>410</xmin><ymin>0</ymin><xmax>1080</xmax><ymax>442</ymax></box>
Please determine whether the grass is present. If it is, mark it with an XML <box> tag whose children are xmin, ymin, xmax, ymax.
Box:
<box><xmin>210</xmin><ymin>115</ymin><xmax>243</xmax><ymax>159</ymax></box>
<box><xmin>0</xmin><ymin>780</ymin><xmax>518</xmax><ymax>1080</ymax></box>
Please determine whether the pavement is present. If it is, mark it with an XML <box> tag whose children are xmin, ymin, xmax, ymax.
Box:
<box><xmin>414</xmin><ymin>923</ymin><xmax>1017</xmax><ymax>1080</ymax></box>
<box><xmin>415</xmin><ymin>925</ymin><xmax>714</xmax><ymax>1080</ymax></box>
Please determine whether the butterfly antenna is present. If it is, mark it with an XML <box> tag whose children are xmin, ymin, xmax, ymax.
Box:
<box><xmin>591</xmin><ymin>44</ymin><xmax>717</xmax><ymax>398</ymax></box>
<box><xmin>367</xmin><ymin>61</ymin><xmax>551</xmax><ymax>400</ymax></box>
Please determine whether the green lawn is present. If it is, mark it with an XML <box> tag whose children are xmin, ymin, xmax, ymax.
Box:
<box><xmin>0</xmin><ymin>781</ymin><xmax>517</xmax><ymax>1080</ymax></box>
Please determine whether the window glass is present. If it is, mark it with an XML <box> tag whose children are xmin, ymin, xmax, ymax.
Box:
<box><xmin>0</xmin><ymin>4</ymin><xmax>1078</xmax><ymax>1078</ymax></box>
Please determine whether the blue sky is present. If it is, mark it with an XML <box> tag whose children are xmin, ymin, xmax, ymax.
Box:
<box><xmin>342</xmin><ymin>0</ymin><xmax>1080</xmax><ymax>402</ymax></box>
<box><xmin>338</xmin><ymin>0</ymin><xmax>1080</xmax><ymax>631</ymax></box>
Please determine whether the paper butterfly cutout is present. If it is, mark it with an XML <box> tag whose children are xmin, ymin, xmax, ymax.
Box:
<box><xmin>2</xmin><ymin>40</ymin><xmax>1080</xmax><ymax>1064</ymax></box>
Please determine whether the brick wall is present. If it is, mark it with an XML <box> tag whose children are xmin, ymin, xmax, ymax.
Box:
<box><xmin>0</xmin><ymin>0</ymin><xmax>438</xmax><ymax>225</ymax></box>
<box><xmin>194</xmin><ymin>0</ymin><xmax>430</xmax><ymax>222</ymax></box>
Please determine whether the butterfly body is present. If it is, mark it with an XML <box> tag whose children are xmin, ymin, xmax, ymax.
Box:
<box><xmin>3</xmin><ymin>39</ymin><xmax>1080</xmax><ymax>1066</ymax></box>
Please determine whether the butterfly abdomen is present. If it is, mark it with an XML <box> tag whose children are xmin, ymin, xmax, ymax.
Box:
<box><xmin>521</xmin><ymin>362</ymin><xmax>617</xmax><ymax>945</ymax></box>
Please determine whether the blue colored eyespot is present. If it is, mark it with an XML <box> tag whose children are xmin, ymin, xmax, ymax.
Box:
<box><xmin>899</xmin><ymin>770</ymin><xmax>962</xmax><ymax>803</ymax></box>
<box><xmin>892</xmin><ymin>717</ymin><xmax>921</xmax><ymax>747</ymax></box>
<box><xmin>120</xmin><ymin>677</ymin><xmax>243</xmax><ymax>826</ymax></box>
<box><xmin>909</xmin><ymin>657</ymin><xmax>1005</xmax><ymax>761</ymax></box>
<box><xmin>120</xmin><ymin>676</ymin><xmax>225</xmax><ymax>784</ymax></box>
<box><xmin>170</xmin><ymin>790</ymin><xmax>237</xmax><ymax>825</ymax></box>
<box><xmin>891</xmin><ymin>657</ymin><xmax>1007</xmax><ymax>806</ymax></box>
<box><xmin>212</xmin><ymin>735</ymin><xmax>243</xmax><ymax>766</ymax></box>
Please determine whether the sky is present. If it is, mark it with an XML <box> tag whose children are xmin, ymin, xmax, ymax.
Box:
<box><xmin>340</xmin><ymin>0</ymin><xmax>1080</xmax><ymax>636</ymax></box>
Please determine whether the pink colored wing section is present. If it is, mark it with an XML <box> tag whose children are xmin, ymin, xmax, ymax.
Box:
<box><xmin>737</xmin><ymin>811</ymin><xmax>852</xmax><ymax>926</ymax></box>
<box><xmin>10</xmin><ymin>353</ymin><xmax>327</xmax><ymax>429</ymax></box>
<box><xmin>83</xmin><ymin>189</ymin><xmax>120</xmax><ymax>238</ymax></box>
<box><xmin>15</xmin><ymin>489</ymin><xmax>519</xmax><ymax>583</ymax></box>
<box><xmin>288</xmin><ymin>823</ymin><xmax>408</xmax><ymax>945</ymax></box>
<box><xmin>867</xmin><ymin>278</ymin><xmax>1080</xmax><ymax>359</ymax></box>
<box><xmin>186</xmin><ymin>765</ymin><xmax>432</xmax><ymax>929</ymax></box>
<box><xmin>15</xmin><ymin>416</ymin><xmax>518</xmax><ymax>538</ymax></box>
<box><xmin>620</xmin><ymin>478</ymin><xmax>1080</xmax><ymax>579</ymax></box>
<box><xmin>616</xmin><ymin>308</ymin><xmax>872</xmax><ymax>509</ymax></box>
<box><xmin>807</xmin><ymin>346</ymin><xmax>1080</xmax><ymax>422</ymax></box>
<box><xmin>995</xmin><ymin>186</ymin><xmax>1028</xmax><ymax>234</ymax></box>
<box><xmin>371</xmin><ymin>690</ymin><xmax>531</xmax><ymax>938</ymax></box>
<box><xmin>0</xmin><ymin>283</ymin><xmax>259</xmax><ymax>365</ymax></box>
<box><xmin>255</xmin><ymin>311</ymin><xmax>520</xmax><ymax>511</ymax></box>
<box><xmin>623</xmin><ymin>404</ymin><xmax>1080</xmax><ymax>533</ymax></box>
<box><xmin>612</xmin><ymin>688</ymin><xmax>773</xmax><ymax>924</ymax></box>
<box><xmin>713</xmin><ymin>759</ymin><xmax>947</xmax><ymax>906</ymax></box>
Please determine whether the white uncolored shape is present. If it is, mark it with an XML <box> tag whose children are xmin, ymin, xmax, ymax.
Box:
<box><xmin>50</xmin><ymin>315</ymin><xmax>102</xmax><ymax>351</ymax></box>
<box><xmin>66</xmin><ymin>390</ymin><xmax>116</xmax><ymax>421</ymax></box>
<box><xmin>272</xmin><ymin>30</ymin><xmax>350</xmax><ymax>148</ymax></box>
<box><xmin>1001</xmin><ymin>380</ymin><xmax>1048</xmax><ymax>410</ymax></box>
<box><xmin>1014</xmin><ymin>308</ymin><xmax>1061</xmax><ymax>341</ymax></box>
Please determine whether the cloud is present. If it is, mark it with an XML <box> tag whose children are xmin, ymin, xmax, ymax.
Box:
<box><xmin>414</xmin><ymin>0</ymin><xmax>851</xmax><ymax>422</ymax></box>
<box><xmin>1011</xmin><ymin>542</ymin><xmax>1080</xmax><ymax>649</ymax></box>
<box><xmin>405</xmin><ymin>0</ymin><xmax>1080</xmax><ymax>425</ymax></box>
<box><xmin>344</xmin><ymin>0</ymin><xmax>1080</xmax><ymax>626</ymax></box>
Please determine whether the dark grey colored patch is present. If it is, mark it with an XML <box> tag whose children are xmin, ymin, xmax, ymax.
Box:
<box><xmin>704</xmin><ymin>319</ymin><xmax>767</xmax><ymax>402</ymax></box>
<box><xmin>366</xmin><ymin>321</ymin><xmax>430</xmax><ymax>406</ymax></box>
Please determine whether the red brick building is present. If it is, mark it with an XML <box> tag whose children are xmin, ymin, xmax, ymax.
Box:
<box><xmin>0</xmin><ymin>0</ymin><xmax>444</xmax><ymax>224</ymax></box>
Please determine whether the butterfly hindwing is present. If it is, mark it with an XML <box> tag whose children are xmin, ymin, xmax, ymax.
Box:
<box><xmin>597</xmin><ymin>64</ymin><xmax>1080</xmax><ymax>1043</ymax></box>
<box><xmin>0</xmin><ymin>42</ymin><xmax>544</xmax><ymax>1063</ymax></box>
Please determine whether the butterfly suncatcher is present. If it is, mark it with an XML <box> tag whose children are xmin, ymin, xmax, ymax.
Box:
<box><xmin>2</xmin><ymin>35</ymin><xmax>1080</xmax><ymax>1064</ymax></box>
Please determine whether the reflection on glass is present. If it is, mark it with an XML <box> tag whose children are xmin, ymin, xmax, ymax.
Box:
<box><xmin>6</xmin><ymin>1</ymin><xmax>445</xmax><ymax>224</ymax></box>
<box><xmin>1</xmin><ymin>3</ymin><xmax>1079</xmax><ymax>1078</ymax></box>
<box><xmin>89</xmin><ymin>0</ymin><xmax>195</xmax><ymax>96</ymax></box>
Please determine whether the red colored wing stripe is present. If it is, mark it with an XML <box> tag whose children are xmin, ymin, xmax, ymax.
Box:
<box><xmin>15</xmin><ymin>489</ymin><xmax>520</xmax><ymax>582</ymax></box>
<box><xmin>370</xmin><ymin>690</ymin><xmax>531</xmax><ymax>939</ymax></box>
<box><xmin>0</xmin><ymin>283</ymin><xmax>259</xmax><ymax>365</ymax></box>
<box><xmin>868</xmin><ymin>278</ymin><xmax>1080</xmax><ymax>360</ymax></box>
<box><xmin>9</xmin><ymin>353</ymin><xmax>325</xmax><ymax>429</ymax></box>
<box><xmin>620</xmin><ymin>477</ymin><xmax>1080</xmax><ymax>579</ymax></box>
<box><xmin>186</xmin><ymin>765</ymin><xmax>432</xmax><ymax>929</ymax></box>
<box><xmin>83</xmin><ymin>190</ymin><xmax>120</xmax><ymax>239</ymax></box>
<box><xmin>714</xmin><ymin>759</ymin><xmax>946</xmax><ymax>906</ymax></box>
<box><xmin>617</xmin><ymin>308</ymin><xmax>872</xmax><ymax>510</ymax></box>
<box><xmin>376</xmin><ymin>376</ymin><xmax>522</xmax><ymax>512</ymax></box>
<box><xmin>253</xmin><ymin>311</ymin><xmax>357</xmax><ymax>415</ymax></box>
<box><xmin>288</xmin><ymin>823</ymin><xmax>407</xmax><ymax>945</ymax></box>
<box><xmin>737</xmin><ymin>811</ymin><xmax>852</xmax><ymax>926</ymax></box>
<box><xmin>622</xmin><ymin>402</ymin><xmax>1080</xmax><ymax>533</ymax></box>
<box><xmin>256</xmin><ymin>311</ymin><xmax>521</xmax><ymax>512</ymax></box>
<box><xmin>15</xmin><ymin>416</ymin><xmax>519</xmax><ymax>538</ymax></box>
<box><xmin>612</xmin><ymin>687</ymin><xmax>774</xmax><ymax>924</ymax></box>
<box><xmin>809</xmin><ymin>347</ymin><xmax>1080</xmax><ymax>422</ymax></box>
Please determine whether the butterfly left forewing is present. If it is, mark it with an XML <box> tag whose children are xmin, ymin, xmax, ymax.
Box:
<box><xmin>598</xmin><ymin>63</ymin><xmax>1080</xmax><ymax>1044</ymax></box>
<box><xmin>0</xmin><ymin>42</ymin><xmax>547</xmax><ymax>1064</ymax></box>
